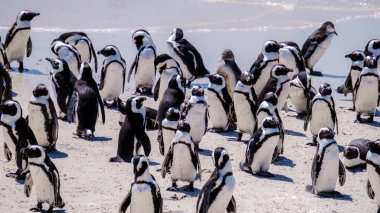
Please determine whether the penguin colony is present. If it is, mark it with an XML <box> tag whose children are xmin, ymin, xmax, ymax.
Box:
<box><xmin>2</xmin><ymin>10</ymin><xmax>380</xmax><ymax>212</ymax></box>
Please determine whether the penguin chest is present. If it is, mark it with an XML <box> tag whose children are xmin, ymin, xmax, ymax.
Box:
<box><xmin>355</xmin><ymin>76</ymin><xmax>378</xmax><ymax>114</ymax></box>
<box><xmin>276</xmin><ymin>82</ymin><xmax>290</xmax><ymax>110</ymax></box>
<box><xmin>251</xmin><ymin>136</ymin><xmax>278</xmax><ymax>173</ymax></box>
<box><xmin>131</xmin><ymin>183</ymin><xmax>155</xmax><ymax>213</ymax></box>
<box><xmin>157</xmin><ymin>72</ymin><xmax>176</xmax><ymax>103</ymax></box>
<box><xmin>368</xmin><ymin>164</ymin><xmax>380</xmax><ymax>205</ymax></box>
<box><xmin>74</xmin><ymin>41</ymin><xmax>91</xmax><ymax>62</ymax></box>
<box><xmin>28</xmin><ymin>104</ymin><xmax>50</xmax><ymax>147</ymax></box>
<box><xmin>207</xmin><ymin>176</ymin><xmax>236</xmax><ymax>213</ymax></box>
<box><xmin>171</xmin><ymin>144</ymin><xmax>197</xmax><ymax>181</ymax></box>
<box><xmin>6</xmin><ymin>29</ymin><xmax>30</xmax><ymax>61</ymax></box>
<box><xmin>58</xmin><ymin>49</ymin><xmax>79</xmax><ymax>76</ymax></box>
<box><xmin>315</xmin><ymin>147</ymin><xmax>339</xmax><ymax>192</ymax></box>
<box><xmin>234</xmin><ymin>92</ymin><xmax>255</xmax><ymax>134</ymax></box>
<box><xmin>135</xmin><ymin>51</ymin><xmax>155</xmax><ymax>88</ymax></box>
<box><xmin>257</xmin><ymin>110</ymin><xmax>272</xmax><ymax>129</ymax></box>
<box><xmin>279</xmin><ymin>49</ymin><xmax>297</xmax><ymax>74</ymax></box>
<box><xmin>253</xmin><ymin>61</ymin><xmax>276</xmax><ymax>94</ymax></box>
<box><xmin>350</xmin><ymin>70</ymin><xmax>361</xmax><ymax>88</ymax></box>
<box><xmin>310</xmin><ymin>101</ymin><xmax>334</xmax><ymax>135</ymax></box>
<box><xmin>100</xmin><ymin>63</ymin><xmax>124</xmax><ymax>100</ymax></box>
<box><xmin>2</xmin><ymin>126</ymin><xmax>17</xmax><ymax>156</ymax></box>
<box><xmin>186</xmin><ymin>105</ymin><xmax>207</xmax><ymax>143</ymax></box>
<box><xmin>207</xmin><ymin>91</ymin><xmax>228</xmax><ymax>129</ymax></box>
<box><xmin>162</xmin><ymin>121</ymin><xmax>177</xmax><ymax>156</ymax></box>
<box><xmin>170</xmin><ymin>52</ymin><xmax>193</xmax><ymax>80</ymax></box>
<box><xmin>29</xmin><ymin>165</ymin><xmax>55</xmax><ymax>204</ymax></box>
<box><xmin>307</xmin><ymin>36</ymin><xmax>333</xmax><ymax>68</ymax></box>
<box><xmin>289</xmin><ymin>86</ymin><xmax>307</xmax><ymax>113</ymax></box>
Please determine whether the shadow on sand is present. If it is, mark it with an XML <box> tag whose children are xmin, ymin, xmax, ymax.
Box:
<box><xmin>48</xmin><ymin>150</ymin><xmax>68</xmax><ymax>159</ymax></box>
<box><xmin>273</xmin><ymin>156</ymin><xmax>296</xmax><ymax>168</ymax></box>
<box><xmin>10</xmin><ymin>67</ymin><xmax>47</xmax><ymax>75</ymax></box>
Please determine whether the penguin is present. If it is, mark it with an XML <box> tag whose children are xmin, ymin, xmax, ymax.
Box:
<box><xmin>117</xmin><ymin>98</ymin><xmax>158</xmax><ymax>129</ymax></box>
<box><xmin>0</xmin><ymin>99</ymin><xmax>38</xmax><ymax>179</ymax></box>
<box><xmin>353</xmin><ymin>56</ymin><xmax>379</xmax><ymax>123</ymax></box>
<box><xmin>249</xmin><ymin>40</ymin><xmax>280</xmax><ymax>95</ymax></box>
<box><xmin>279</xmin><ymin>41</ymin><xmax>306</xmax><ymax>74</ymax></box>
<box><xmin>67</xmin><ymin>62</ymin><xmax>105</xmax><ymax>140</ymax></box>
<box><xmin>289</xmin><ymin>71</ymin><xmax>316</xmax><ymax>119</ymax></box>
<box><xmin>4</xmin><ymin>10</ymin><xmax>39</xmax><ymax>71</ymax></box>
<box><xmin>366</xmin><ymin>140</ymin><xmax>380</xmax><ymax>212</ymax></box>
<box><xmin>239</xmin><ymin>116</ymin><xmax>280</xmax><ymax>177</ymax></box>
<box><xmin>128</xmin><ymin>29</ymin><xmax>157</xmax><ymax>95</ymax></box>
<box><xmin>110</xmin><ymin>96</ymin><xmax>151</xmax><ymax>163</ymax></box>
<box><xmin>161</xmin><ymin>120</ymin><xmax>202</xmax><ymax>192</ymax></box>
<box><xmin>21</xmin><ymin>145</ymin><xmax>65</xmax><ymax>213</ymax></box>
<box><xmin>57</xmin><ymin>32</ymin><xmax>98</xmax><ymax>72</ymax></box>
<box><xmin>206</xmin><ymin>74</ymin><xmax>234</xmax><ymax>133</ymax></box>
<box><xmin>309</xmin><ymin>127</ymin><xmax>346</xmax><ymax>197</ymax></box>
<box><xmin>258</xmin><ymin>63</ymin><xmax>293</xmax><ymax>110</ymax></box>
<box><xmin>342</xmin><ymin>138</ymin><xmax>371</xmax><ymax>169</ymax></box>
<box><xmin>119</xmin><ymin>155</ymin><xmax>163</xmax><ymax>213</ymax></box>
<box><xmin>159</xmin><ymin>107</ymin><xmax>180</xmax><ymax>156</ymax></box>
<box><xmin>304</xmin><ymin>83</ymin><xmax>338</xmax><ymax>146</ymax></box>
<box><xmin>180</xmin><ymin>85</ymin><xmax>208</xmax><ymax>150</ymax></box>
<box><xmin>216</xmin><ymin>49</ymin><xmax>242</xmax><ymax>99</ymax></box>
<box><xmin>233</xmin><ymin>71</ymin><xmax>258</xmax><ymax>141</ymax></box>
<box><xmin>50</xmin><ymin>39</ymin><xmax>82</xmax><ymax>78</ymax></box>
<box><xmin>167</xmin><ymin>28</ymin><xmax>209</xmax><ymax>83</ymax></box>
<box><xmin>28</xmin><ymin>84</ymin><xmax>58</xmax><ymax>152</ymax></box>
<box><xmin>0</xmin><ymin>36</ymin><xmax>8</xmax><ymax>66</ymax></box>
<box><xmin>0</xmin><ymin>63</ymin><xmax>12</xmax><ymax>103</ymax></box>
<box><xmin>301</xmin><ymin>21</ymin><xmax>338</xmax><ymax>76</ymax></box>
<box><xmin>365</xmin><ymin>39</ymin><xmax>380</xmax><ymax>58</ymax></box>
<box><xmin>153</xmin><ymin>54</ymin><xmax>181</xmax><ymax>103</ymax></box>
<box><xmin>196</xmin><ymin>147</ymin><xmax>236</xmax><ymax>213</ymax></box>
<box><xmin>97</xmin><ymin>45</ymin><xmax>126</xmax><ymax>107</ymax></box>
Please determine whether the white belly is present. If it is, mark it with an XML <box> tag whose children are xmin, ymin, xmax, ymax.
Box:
<box><xmin>250</xmin><ymin>136</ymin><xmax>278</xmax><ymax>173</ymax></box>
<box><xmin>310</xmin><ymin>101</ymin><xmax>334</xmax><ymax>136</ymax></box>
<box><xmin>28</xmin><ymin>104</ymin><xmax>50</xmax><ymax>147</ymax></box>
<box><xmin>368</xmin><ymin>164</ymin><xmax>380</xmax><ymax>205</ymax></box>
<box><xmin>307</xmin><ymin>36</ymin><xmax>333</xmax><ymax>68</ymax></box>
<box><xmin>171</xmin><ymin>144</ymin><xmax>197</xmax><ymax>181</ymax></box>
<box><xmin>207</xmin><ymin>176</ymin><xmax>236</xmax><ymax>213</ymax></box>
<box><xmin>355</xmin><ymin>77</ymin><xmax>378</xmax><ymax>114</ymax></box>
<box><xmin>2</xmin><ymin>126</ymin><xmax>16</xmax><ymax>157</ymax></box>
<box><xmin>276</xmin><ymin>82</ymin><xmax>290</xmax><ymax>110</ymax></box>
<box><xmin>157</xmin><ymin>72</ymin><xmax>176</xmax><ymax>103</ymax></box>
<box><xmin>207</xmin><ymin>91</ymin><xmax>228</xmax><ymax>129</ymax></box>
<box><xmin>315</xmin><ymin>147</ymin><xmax>339</xmax><ymax>192</ymax></box>
<box><xmin>253</xmin><ymin>61</ymin><xmax>277</xmax><ymax>94</ymax></box>
<box><xmin>279</xmin><ymin>49</ymin><xmax>299</xmax><ymax>74</ymax></box>
<box><xmin>350</xmin><ymin>70</ymin><xmax>361</xmax><ymax>88</ymax></box>
<box><xmin>130</xmin><ymin>184</ymin><xmax>155</xmax><ymax>213</ymax></box>
<box><xmin>289</xmin><ymin>86</ymin><xmax>308</xmax><ymax>113</ymax></box>
<box><xmin>74</xmin><ymin>41</ymin><xmax>91</xmax><ymax>63</ymax></box>
<box><xmin>135</xmin><ymin>57</ymin><xmax>155</xmax><ymax>88</ymax></box>
<box><xmin>169</xmin><ymin>47</ymin><xmax>193</xmax><ymax>80</ymax></box>
<box><xmin>100</xmin><ymin>63</ymin><xmax>124</xmax><ymax>100</ymax></box>
<box><xmin>162</xmin><ymin>125</ymin><xmax>176</xmax><ymax>156</ymax></box>
<box><xmin>257</xmin><ymin>110</ymin><xmax>272</xmax><ymax>129</ymax></box>
<box><xmin>29</xmin><ymin>165</ymin><xmax>55</xmax><ymax>204</ymax></box>
<box><xmin>186</xmin><ymin>105</ymin><xmax>207</xmax><ymax>143</ymax></box>
<box><xmin>6</xmin><ymin>29</ymin><xmax>30</xmax><ymax>62</ymax></box>
<box><xmin>234</xmin><ymin>93</ymin><xmax>255</xmax><ymax>134</ymax></box>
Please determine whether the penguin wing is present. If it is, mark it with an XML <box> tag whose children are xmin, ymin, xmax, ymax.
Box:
<box><xmin>127</xmin><ymin>55</ymin><xmax>138</xmax><ymax>83</ymax></box>
<box><xmin>17</xmin><ymin>118</ymin><xmax>38</xmax><ymax>146</ymax></box>
<box><xmin>24</xmin><ymin>173</ymin><xmax>33</xmax><ymax>197</ymax></box>
<box><xmin>249</xmin><ymin>53</ymin><xmax>264</xmax><ymax>75</ymax></box>
<box><xmin>196</xmin><ymin>151</ymin><xmax>202</xmax><ymax>181</ymax></box>
<box><xmin>88</xmin><ymin>39</ymin><xmax>98</xmax><ymax>73</ymax></box>
<box><xmin>197</xmin><ymin>169</ymin><xmax>217</xmax><ymax>213</ymax></box>
<box><xmin>301</xmin><ymin>32</ymin><xmax>327</xmax><ymax>60</ymax></box>
<box><xmin>1</xmin><ymin>49</ymin><xmax>9</xmax><ymax>66</ymax></box>
<box><xmin>67</xmin><ymin>91</ymin><xmax>78</xmax><ymax>123</ymax></box>
<box><xmin>367</xmin><ymin>180</ymin><xmax>375</xmax><ymax>199</ymax></box>
<box><xmin>3</xmin><ymin>143</ymin><xmax>12</xmax><ymax>161</ymax></box>
<box><xmin>353</xmin><ymin>76</ymin><xmax>361</xmax><ymax>106</ymax></box>
<box><xmin>135</xmin><ymin>127</ymin><xmax>151</xmax><ymax>157</ymax></box>
<box><xmin>225</xmin><ymin>60</ymin><xmax>242</xmax><ymax>77</ymax></box>
<box><xmin>90</xmin><ymin>80</ymin><xmax>106</xmax><ymax>124</ymax></box>
<box><xmin>99</xmin><ymin>64</ymin><xmax>106</xmax><ymax>90</ymax></box>
<box><xmin>4</xmin><ymin>22</ymin><xmax>17</xmax><ymax>48</ymax></box>
<box><xmin>258</xmin><ymin>78</ymin><xmax>278</xmax><ymax>102</ymax></box>
<box><xmin>118</xmin><ymin>189</ymin><xmax>132</xmax><ymax>213</ymax></box>
<box><xmin>246</xmin><ymin>128</ymin><xmax>263</xmax><ymax>167</ymax></box>
<box><xmin>48</xmin><ymin>98</ymin><xmax>59</xmax><ymax>143</ymax></box>
<box><xmin>226</xmin><ymin>195</ymin><xmax>237</xmax><ymax>213</ymax></box>
<box><xmin>26</xmin><ymin>37</ymin><xmax>32</xmax><ymax>57</ymax></box>
<box><xmin>303</xmin><ymin>101</ymin><xmax>313</xmax><ymax>131</ymax></box>
<box><xmin>330</xmin><ymin>98</ymin><xmax>338</xmax><ymax>134</ymax></box>
<box><xmin>153</xmin><ymin>77</ymin><xmax>160</xmax><ymax>101</ymax></box>
<box><xmin>342</xmin><ymin>72</ymin><xmax>353</xmax><ymax>96</ymax></box>
<box><xmin>47</xmin><ymin>158</ymin><xmax>64</xmax><ymax>208</ymax></box>
<box><xmin>311</xmin><ymin>149</ymin><xmax>319</xmax><ymax>193</ymax></box>
<box><xmin>338</xmin><ymin>159</ymin><xmax>346</xmax><ymax>186</ymax></box>
<box><xmin>161</xmin><ymin>145</ymin><xmax>173</xmax><ymax>178</ymax></box>
<box><xmin>122</xmin><ymin>60</ymin><xmax>126</xmax><ymax>92</ymax></box>
<box><xmin>174</xmin><ymin>40</ymin><xmax>200</xmax><ymax>77</ymax></box>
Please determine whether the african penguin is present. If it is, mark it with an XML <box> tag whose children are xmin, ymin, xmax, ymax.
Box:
<box><xmin>97</xmin><ymin>45</ymin><xmax>126</xmax><ymax>107</ymax></box>
<box><xmin>365</xmin><ymin>39</ymin><xmax>380</xmax><ymax>58</ymax></box>
<box><xmin>0</xmin><ymin>36</ymin><xmax>8</xmax><ymax>66</ymax></box>
<box><xmin>167</xmin><ymin>28</ymin><xmax>209</xmax><ymax>84</ymax></box>
<box><xmin>279</xmin><ymin>41</ymin><xmax>306</xmax><ymax>74</ymax></box>
<box><xmin>301</xmin><ymin>21</ymin><xmax>338</xmax><ymax>76</ymax></box>
<box><xmin>128</xmin><ymin>29</ymin><xmax>157</xmax><ymax>95</ymax></box>
<box><xmin>4</xmin><ymin>10</ymin><xmax>39</xmax><ymax>71</ymax></box>
<box><xmin>159</xmin><ymin>107</ymin><xmax>180</xmax><ymax>156</ymax></box>
<box><xmin>28</xmin><ymin>84</ymin><xmax>58</xmax><ymax>152</ymax></box>
<box><xmin>342</xmin><ymin>138</ymin><xmax>371</xmax><ymax>169</ymax></box>
<box><xmin>366</xmin><ymin>140</ymin><xmax>380</xmax><ymax>212</ymax></box>
<box><xmin>21</xmin><ymin>145</ymin><xmax>65</xmax><ymax>213</ymax></box>
<box><xmin>119</xmin><ymin>155</ymin><xmax>163</xmax><ymax>213</ymax></box>
<box><xmin>0</xmin><ymin>63</ymin><xmax>12</xmax><ymax>103</ymax></box>
<box><xmin>249</xmin><ymin>40</ymin><xmax>280</xmax><ymax>95</ymax></box>
<box><xmin>216</xmin><ymin>49</ymin><xmax>241</xmax><ymax>99</ymax></box>
<box><xmin>161</xmin><ymin>120</ymin><xmax>202</xmax><ymax>192</ymax></box>
<box><xmin>110</xmin><ymin>96</ymin><xmax>151</xmax><ymax>163</ymax></box>
<box><xmin>289</xmin><ymin>71</ymin><xmax>316</xmax><ymax>119</ymax></box>
<box><xmin>116</xmin><ymin>98</ymin><xmax>158</xmax><ymax>129</ymax></box>
<box><xmin>50</xmin><ymin>39</ymin><xmax>82</xmax><ymax>78</ymax></box>
<box><xmin>196</xmin><ymin>147</ymin><xmax>236</xmax><ymax>213</ymax></box>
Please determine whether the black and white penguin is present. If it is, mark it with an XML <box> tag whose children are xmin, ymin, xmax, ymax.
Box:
<box><xmin>117</xmin><ymin>98</ymin><xmax>158</xmax><ymax>129</ymax></box>
<box><xmin>366</xmin><ymin>140</ymin><xmax>380</xmax><ymax>212</ymax></box>
<box><xmin>0</xmin><ymin>36</ymin><xmax>8</xmax><ymax>66</ymax></box>
<box><xmin>342</xmin><ymin>138</ymin><xmax>371</xmax><ymax>169</ymax></box>
<box><xmin>153</xmin><ymin>54</ymin><xmax>181</xmax><ymax>103</ymax></box>
<box><xmin>28</xmin><ymin>84</ymin><xmax>58</xmax><ymax>152</ymax></box>
<box><xmin>233</xmin><ymin>71</ymin><xmax>258</xmax><ymax>141</ymax></box>
<box><xmin>279</xmin><ymin>41</ymin><xmax>306</xmax><ymax>74</ymax></box>
<box><xmin>239</xmin><ymin>117</ymin><xmax>280</xmax><ymax>177</ymax></box>
<box><xmin>97</xmin><ymin>45</ymin><xmax>126</xmax><ymax>107</ymax></box>
<box><xmin>309</xmin><ymin>127</ymin><xmax>346</xmax><ymax>197</ymax></box>
<box><xmin>110</xmin><ymin>96</ymin><xmax>150</xmax><ymax>162</ymax></box>
<box><xmin>0</xmin><ymin>63</ymin><xmax>12</xmax><ymax>103</ymax></box>
<box><xmin>304</xmin><ymin>83</ymin><xmax>338</xmax><ymax>146</ymax></box>
<box><xmin>67</xmin><ymin>62</ymin><xmax>105</xmax><ymax>140</ymax></box>
<box><xmin>128</xmin><ymin>29</ymin><xmax>157</xmax><ymax>95</ymax></box>
<box><xmin>206</xmin><ymin>74</ymin><xmax>234</xmax><ymax>133</ymax></box>
<box><xmin>196</xmin><ymin>147</ymin><xmax>236</xmax><ymax>213</ymax></box>
<box><xmin>4</xmin><ymin>10</ymin><xmax>39</xmax><ymax>71</ymax></box>
<box><xmin>161</xmin><ymin>120</ymin><xmax>202</xmax><ymax>192</ymax></box>
<box><xmin>181</xmin><ymin>85</ymin><xmax>208</xmax><ymax>150</ymax></box>
<box><xmin>289</xmin><ymin>71</ymin><xmax>316</xmax><ymax>119</ymax></box>
<box><xmin>249</xmin><ymin>40</ymin><xmax>280</xmax><ymax>95</ymax></box>
<box><xmin>365</xmin><ymin>39</ymin><xmax>380</xmax><ymax>58</ymax></box>
<box><xmin>301</xmin><ymin>21</ymin><xmax>338</xmax><ymax>76</ymax></box>
<box><xmin>167</xmin><ymin>28</ymin><xmax>209</xmax><ymax>83</ymax></box>
<box><xmin>159</xmin><ymin>107</ymin><xmax>180</xmax><ymax>156</ymax></box>
<box><xmin>21</xmin><ymin>145</ymin><xmax>65</xmax><ymax>213</ymax></box>
<box><xmin>0</xmin><ymin>99</ymin><xmax>37</xmax><ymax>179</ymax></box>
<box><xmin>119</xmin><ymin>155</ymin><xmax>163</xmax><ymax>213</ymax></box>
<box><xmin>353</xmin><ymin>56</ymin><xmax>379</xmax><ymax>123</ymax></box>
<box><xmin>51</xmin><ymin>39</ymin><xmax>81</xmax><ymax>78</ymax></box>
<box><xmin>57</xmin><ymin>32</ymin><xmax>98</xmax><ymax>72</ymax></box>
<box><xmin>216</xmin><ymin>49</ymin><xmax>242</xmax><ymax>99</ymax></box>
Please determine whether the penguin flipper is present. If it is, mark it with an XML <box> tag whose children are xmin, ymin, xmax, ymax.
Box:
<box><xmin>226</xmin><ymin>195</ymin><xmax>237</xmax><ymax>213</ymax></box>
<box><xmin>4</xmin><ymin>22</ymin><xmax>16</xmax><ymax>48</ymax></box>
<box><xmin>303</xmin><ymin>101</ymin><xmax>313</xmax><ymax>131</ymax></box>
<box><xmin>196</xmin><ymin>151</ymin><xmax>202</xmax><ymax>182</ymax></box>
<box><xmin>161</xmin><ymin>146</ymin><xmax>173</xmax><ymax>178</ymax></box>
<box><xmin>99</xmin><ymin>65</ymin><xmax>106</xmax><ymax>90</ymax></box>
<box><xmin>367</xmin><ymin>180</ymin><xmax>375</xmax><ymax>199</ymax></box>
<box><xmin>3</xmin><ymin>143</ymin><xmax>12</xmax><ymax>161</ymax></box>
<box><xmin>89</xmin><ymin>40</ymin><xmax>98</xmax><ymax>73</ymax></box>
<box><xmin>311</xmin><ymin>149</ymin><xmax>319</xmax><ymax>194</ymax></box>
<box><xmin>136</xmin><ymin>131</ymin><xmax>151</xmax><ymax>157</ymax></box>
<box><xmin>342</xmin><ymin>73</ymin><xmax>352</xmax><ymax>96</ymax></box>
<box><xmin>153</xmin><ymin>78</ymin><xmax>160</xmax><ymax>101</ymax></box>
<box><xmin>118</xmin><ymin>189</ymin><xmax>132</xmax><ymax>213</ymax></box>
<box><xmin>24</xmin><ymin>173</ymin><xmax>33</xmax><ymax>197</ymax></box>
<box><xmin>197</xmin><ymin>169</ymin><xmax>217</xmax><ymax>213</ymax></box>
<box><xmin>330</xmin><ymin>98</ymin><xmax>338</xmax><ymax>134</ymax></box>
<box><xmin>67</xmin><ymin>91</ymin><xmax>78</xmax><ymax>123</ymax></box>
<box><xmin>26</xmin><ymin>37</ymin><xmax>32</xmax><ymax>57</ymax></box>
<box><xmin>338</xmin><ymin>159</ymin><xmax>346</xmax><ymax>186</ymax></box>
<box><xmin>302</xmin><ymin>32</ymin><xmax>326</xmax><ymax>61</ymax></box>
<box><xmin>127</xmin><ymin>55</ymin><xmax>138</xmax><ymax>83</ymax></box>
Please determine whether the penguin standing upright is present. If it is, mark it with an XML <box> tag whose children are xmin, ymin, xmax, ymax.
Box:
<box><xmin>67</xmin><ymin>62</ymin><xmax>105</xmax><ymax>140</ymax></box>
<box><xmin>119</xmin><ymin>155</ymin><xmax>163</xmax><ymax>213</ymax></box>
<box><xmin>365</xmin><ymin>39</ymin><xmax>380</xmax><ymax>57</ymax></box>
<box><xmin>279</xmin><ymin>41</ymin><xmax>305</xmax><ymax>75</ymax></box>
<box><xmin>206</xmin><ymin>74</ymin><xmax>234</xmax><ymax>132</ymax></box>
<box><xmin>167</xmin><ymin>28</ymin><xmax>209</xmax><ymax>83</ymax></box>
<box><xmin>366</xmin><ymin>140</ymin><xmax>380</xmax><ymax>212</ymax></box>
<box><xmin>233</xmin><ymin>71</ymin><xmax>258</xmax><ymax>141</ymax></box>
<box><xmin>51</xmin><ymin>39</ymin><xmax>81</xmax><ymax>77</ymax></box>
<box><xmin>161</xmin><ymin>120</ymin><xmax>202</xmax><ymax>192</ymax></box>
<box><xmin>110</xmin><ymin>96</ymin><xmax>151</xmax><ymax>163</ymax></box>
<box><xmin>28</xmin><ymin>84</ymin><xmax>58</xmax><ymax>152</ymax></box>
<box><xmin>342</xmin><ymin>138</ymin><xmax>370</xmax><ymax>169</ymax></box>
<box><xmin>249</xmin><ymin>40</ymin><xmax>280</xmax><ymax>95</ymax></box>
<box><xmin>46</xmin><ymin>58</ymin><xmax>77</xmax><ymax>120</ymax></box>
<box><xmin>302</xmin><ymin>21</ymin><xmax>338</xmax><ymax>76</ymax></box>
<box><xmin>22</xmin><ymin>145</ymin><xmax>65</xmax><ymax>213</ymax></box>
<box><xmin>116</xmin><ymin>98</ymin><xmax>158</xmax><ymax>129</ymax></box>
<box><xmin>309</xmin><ymin>127</ymin><xmax>346</xmax><ymax>197</ymax></box>
<box><xmin>153</xmin><ymin>54</ymin><xmax>181</xmax><ymax>103</ymax></box>
<box><xmin>5</xmin><ymin>10</ymin><xmax>39</xmax><ymax>71</ymax></box>
<box><xmin>289</xmin><ymin>71</ymin><xmax>316</xmax><ymax>118</ymax></box>
<box><xmin>0</xmin><ymin>36</ymin><xmax>8</xmax><ymax>66</ymax></box>
<box><xmin>0</xmin><ymin>100</ymin><xmax>37</xmax><ymax>179</ymax></box>
<box><xmin>196</xmin><ymin>147</ymin><xmax>236</xmax><ymax>213</ymax></box>
<box><xmin>97</xmin><ymin>45</ymin><xmax>126</xmax><ymax>107</ymax></box>
<box><xmin>128</xmin><ymin>29</ymin><xmax>157</xmax><ymax>95</ymax></box>
<box><xmin>159</xmin><ymin>107</ymin><xmax>180</xmax><ymax>156</ymax></box>
<box><xmin>0</xmin><ymin>63</ymin><xmax>12</xmax><ymax>103</ymax></box>
<box><xmin>216</xmin><ymin>49</ymin><xmax>242</xmax><ymax>99</ymax></box>
<box><xmin>304</xmin><ymin>83</ymin><xmax>338</xmax><ymax>146</ymax></box>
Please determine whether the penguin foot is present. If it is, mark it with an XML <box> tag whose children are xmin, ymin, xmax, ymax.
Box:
<box><xmin>229</xmin><ymin>132</ymin><xmax>243</xmax><ymax>141</ymax></box>
<box><xmin>207</xmin><ymin>128</ymin><xmax>224</xmax><ymax>133</ymax></box>
<box><xmin>183</xmin><ymin>183</ymin><xmax>195</xmax><ymax>192</ymax></box>
<box><xmin>43</xmin><ymin>205</ymin><xmax>53</xmax><ymax>213</ymax></box>
<box><xmin>296</xmin><ymin>113</ymin><xmax>306</xmax><ymax>120</ymax></box>
<box><xmin>58</xmin><ymin>112</ymin><xmax>67</xmax><ymax>121</ymax></box>
<box><xmin>167</xmin><ymin>186</ymin><xmax>178</xmax><ymax>191</ymax></box>
<box><xmin>309</xmin><ymin>70</ymin><xmax>323</xmax><ymax>76</ymax></box>
<box><xmin>368</xmin><ymin>115</ymin><xmax>374</xmax><ymax>123</ymax></box>
<box><xmin>109</xmin><ymin>156</ymin><xmax>125</xmax><ymax>163</ymax></box>
<box><xmin>6</xmin><ymin>169</ymin><xmax>24</xmax><ymax>179</ymax></box>
<box><xmin>239</xmin><ymin>161</ymin><xmax>251</xmax><ymax>173</ymax></box>
<box><xmin>18</xmin><ymin>62</ymin><xmax>24</xmax><ymax>72</ymax></box>
<box><xmin>255</xmin><ymin>171</ymin><xmax>275</xmax><ymax>178</ymax></box>
<box><xmin>317</xmin><ymin>191</ymin><xmax>342</xmax><ymax>198</ymax></box>
<box><xmin>306</xmin><ymin>142</ymin><xmax>318</xmax><ymax>146</ymax></box>
<box><xmin>30</xmin><ymin>202</ymin><xmax>43</xmax><ymax>212</ymax></box>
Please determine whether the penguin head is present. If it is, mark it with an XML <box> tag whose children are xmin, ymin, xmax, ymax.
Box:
<box><xmin>318</xmin><ymin>127</ymin><xmax>335</xmax><ymax>140</ymax></box>
<box><xmin>117</xmin><ymin>98</ymin><xmax>127</xmax><ymax>116</ymax></box>
<box><xmin>132</xmin><ymin>155</ymin><xmax>149</xmax><ymax>178</ymax></box>
<box><xmin>20</xmin><ymin>145</ymin><xmax>45</xmax><ymax>163</ymax></box>
<box><xmin>97</xmin><ymin>45</ymin><xmax>119</xmax><ymax>57</ymax></box>
<box><xmin>345</xmin><ymin>50</ymin><xmax>365</xmax><ymax>62</ymax></box>
<box><xmin>191</xmin><ymin>85</ymin><xmax>204</xmax><ymax>97</ymax></box>
<box><xmin>322</xmin><ymin>21</ymin><xmax>337</xmax><ymax>36</ymax></box>
<box><xmin>271</xmin><ymin>64</ymin><xmax>293</xmax><ymax>78</ymax></box>
<box><xmin>263</xmin><ymin>40</ymin><xmax>280</xmax><ymax>54</ymax></box>
<box><xmin>319</xmin><ymin>83</ymin><xmax>332</xmax><ymax>96</ymax></box>
<box><xmin>368</xmin><ymin>141</ymin><xmax>380</xmax><ymax>155</ymax></box>
<box><xmin>17</xmin><ymin>10</ymin><xmax>40</xmax><ymax>22</ymax></box>
<box><xmin>0</xmin><ymin>100</ymin><xmax>22</xmax><ymax>123</ymax></box>
<box><xmin>50</xmin><ymin>39</ymin><xmax>64</xmax><ymax>54</ymax></box>
<box><xmin>238</xmin><ymin>71</ymin><xmax>254</xmax><ymax>86</ymax></box>
<box><xmin>154</xmin><ymin>54</ymin><xmax>176</xmax><ymax>74</ymax></box>
<box><xmin>32</xmin><ymin>84</ymin><xmax>49</xmax><ymax>99</ymax></box>
<box><xmin>168</xmin><ymin>75</ymin><xmax>185</xmax><ymax>93</ymax></box>
<box><xmin>262</xmin><ymin>116</ymin><xmax>278</xmax><ymax>129</ymax></box>
<box><xmin>343</xmin><ymin>146</ymin><xmax>359</xmax><ymax>160</ymax></box>
<box><xmin>212</xmin><ymin>147</ymin><xmax>230</xmax><ymax>170</ymax></box>
<box><xmin>263</xmin><ymin>92</ymin><xmax>278</xmax><ymax>106</ymax></box>
<box><xmin>177</xmin><ymin>119</ymin><xmax>191</xmax><ymax>133</ymax></box>
<box><xmin>364</xmin><ymin>56</ymin><xmax>378</xmax><ymax>69</ymax></box>
<box><xmin>165</xmin><ymin>107</ymin><xmax>180</xmax><ymax>122</ymax></box>
<box><xmin>207</xmin><ymin>74</ymin><xmax>225</xmax><ymax>87</ymax></box>
<box><xmin>365</xmin><ymin>39</ymin><xmax>380</xmax><ymax>57</ymax></box>
<box><xmin>79</xmin><ymin>62</ymin><xmax>94</xmax><ymax>81</ymax></box>
<box><xmin>294</xmin><ymin>71</ymin><xmax>311</xmax><ymax>89</ymax></box>
<box><xmin>132</xmin><ymin>29</ymin><xmax>154</xmax><ymax>50</ymax></box>
<box><xmin>46</xmin><ymin>57</ymin><xmax>67</xmax><ymax>72</ymax></box>
<box><xmin>221</xmin><ymin>49</ymin><xmax>235</xmax><ymax>61</ymax></box>
<box><xmin>131</xmin><ymin>96</ymin><xmax>146</xmax><ymax>111</ymax></box>
<box><xmin>169</xmin><ymin>28</ymin><xmax>184</xmax><ymax>41</ymax></box>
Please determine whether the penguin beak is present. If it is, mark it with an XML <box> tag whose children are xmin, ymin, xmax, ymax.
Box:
<box><xmin>45</xmin><ymin>58</ymin><xmax>53</xmax><ymax>63</ymax></box>
<box><xmin>344</xmin><ymin>54</ymin><xmax>351</xmax><ymax>58</ymax></box>
<box><xmin>288</xmin><ymin>68</ymin><xmax>294</xmax><ymax>73</ymax></box>
<box><xmin>334</xmin><ymin>31</ymin><xmax>338</xmax><ymax>36</ymax></box>
<box><xmin>97</xmin><ymin>49</ymin><xmax>104</xmax><ymax>55</ymax></box>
